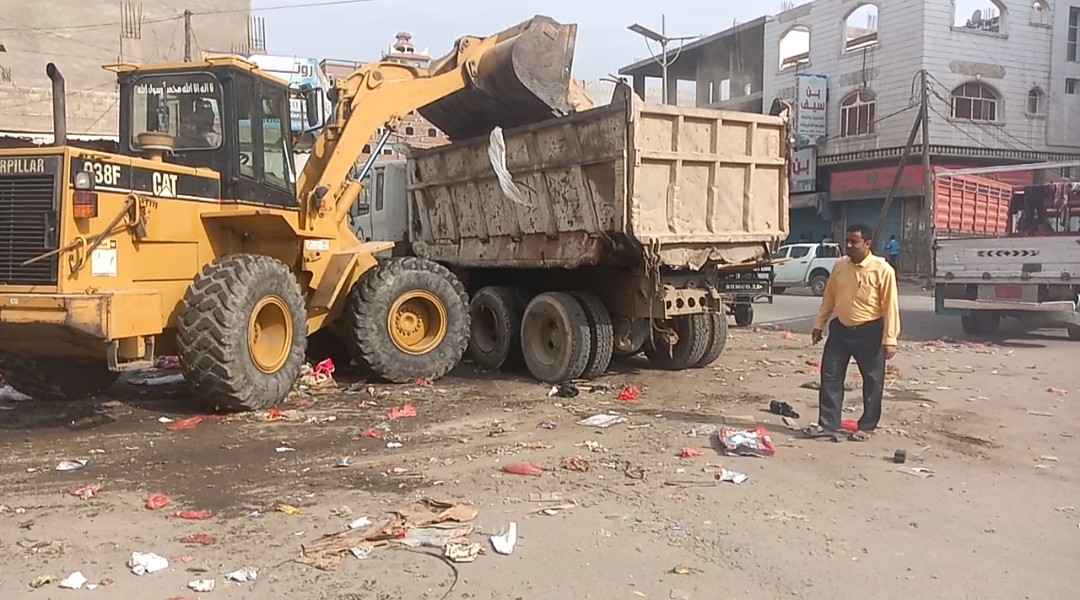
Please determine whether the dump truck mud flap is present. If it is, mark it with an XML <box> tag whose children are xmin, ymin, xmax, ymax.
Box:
<box><xmin>420</xmin><ymin>15</ymin><xmax>577</xmax><ymax>141</ymax></box>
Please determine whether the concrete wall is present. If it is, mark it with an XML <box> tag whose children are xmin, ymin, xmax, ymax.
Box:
<box><xmin>762</xmin><ymin>0</ymin><xmax>1078</xmax><ymax>157</ymax></box>
<box><xmin>0</xmin><ymin>0</ymin><xmax>251</xmax><ymax>136</ymax></box>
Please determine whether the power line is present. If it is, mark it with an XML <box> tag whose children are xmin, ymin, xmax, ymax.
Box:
<box><xmin>0</xmin><ymin>82</ymin><xmax>116</xmax><ymax>112</ymax></box>
<box><xmin>204</xmin><ymin>0</ymin><xmax>382</xmax><ymax>15</ymax></box>
<box><xmin>81</xmin><ymin>97</ymin><xmax>119</xmax><ymax>134</ymax></box>
<box><xmin>0</xmin><ymin>14</ymin><xmax>180</xmax><ymax>33</ymax></box>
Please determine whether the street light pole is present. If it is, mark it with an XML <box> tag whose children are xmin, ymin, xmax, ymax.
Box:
<box><xmin>627</xmin><ymin>17</ymin><xmax>696</xmax><ymax>105</ymax></box>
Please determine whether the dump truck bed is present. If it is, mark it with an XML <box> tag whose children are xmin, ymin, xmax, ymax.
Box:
<box><xmin>406</xmin><ymin>91</ymin><xmax>790</xmax><ymax>269</ymax></box>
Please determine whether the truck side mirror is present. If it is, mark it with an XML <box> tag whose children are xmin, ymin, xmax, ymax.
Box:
<box><xmin>301</xmin><ymin>85</ymin><xmax>322</xmax><ymax>128</ymax></box>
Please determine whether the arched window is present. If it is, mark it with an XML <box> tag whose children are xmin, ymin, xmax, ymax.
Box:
<box><xmin>844</xmin><ymin>4</ymin><xmax>879</xmax><ymax>52</ymax></box>
<box><xmin>1030</xmin><ymin>0</ymin><xmax>1050</xmax><ymax>25</ymax></box>
<box><xmin>1027</xmin><ymin>87</ymin><xmax>1046</xmax><ymax>115</ymax></box>
<box><xmin>951</xmin><ymin>82</ymin><xmax>999</xmax><ymax>121</ymax></box>
<box><xmin>840</xmin><ymin>90</ymin><xmax>877</xmax><ymax>137</ymax></box>
<box><xmin>779</xmin><ymin>26</ymin><xmax>810</xmax><ymax>70</ymax></box>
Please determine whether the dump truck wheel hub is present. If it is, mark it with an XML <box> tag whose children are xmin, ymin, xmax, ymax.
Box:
<box><xmin>248</xmin><ymin>296</ymin><xmax>293</xmax><ymax>374</ymax></box>
<box><xmin>388</xmin><ymin>290</ymin><xmax>448</xmax><ymax>356</ymax></box>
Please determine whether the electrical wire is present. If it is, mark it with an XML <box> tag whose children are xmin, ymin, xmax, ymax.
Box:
<box><xmin>0</xmin><ymin>82</ymin><xmax>115</xmax><ymax>111</ymax></box>
<box><xmin>81</xmin><ymin>97</ymin><xmax>119</xmax><ymax>135</ymax></box>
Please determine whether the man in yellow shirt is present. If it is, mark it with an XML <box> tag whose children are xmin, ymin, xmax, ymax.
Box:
<box><xmin>807</xmin><ymin>224</ymin><xmax>901</xmax><ymax>442</ymax></box>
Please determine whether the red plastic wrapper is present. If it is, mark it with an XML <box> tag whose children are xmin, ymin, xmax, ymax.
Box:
<box><xmin>618</xmin><ymin>385</ymin><xmax>643</xmax><ymax>402</ymax></box>
<box><xmin>167</xmin><ymin>416</ymin><xmax>204</xmax><ymax>431</ymax></box>
<box><xmin>314</xmin><ymin>358</ymin><xmax>336</xmax><ymax>378</ymax></box>
<box><xmin>360</xmin><ymin>428</ymin><xmax>382</xmax><ymax>439</ymax></box>
<box><xmin>68</xmin><ymin>484</ymin><xmax>99</xmax><ymax>500</ymax></box>
<box><xmin>389</xmin><ymin>403</ymin><xmax>417</xmax><ymax>420</ymax></box>
<box><xmin>266</xmin><ymin>408</ymin><xmax>286</xmax><ymax>421</ymax></box>
<box><xmin>679</xmin><ymin>448</ymin><xmax>703</xmax><ymax>458</ymax></box>
<box><xmin>179</xmin><ymin>534</ymin><xmax>217</xmax><ymax>546</ymax></box>
<box><xmin>502</xmin><ymin>462</ymin><xmax>544</xmax><ymax>477</ymax></box>
<box><xmin>145</xmin><ymin>493</ymin><xmax>171</xmax><ymax>510</ymax></box>
<box><xmin>168</xmin><ymin>510</ymin><xmax>213</xmax><ymax>520</ymax></box>
<box><xmin>840</xmin><ymin>420</ymin><xmax>860</xmax><ymax>432</ymax></box>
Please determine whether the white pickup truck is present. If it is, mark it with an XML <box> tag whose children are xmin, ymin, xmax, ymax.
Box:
<box><xmin>772</xmin><ymin>242</ymin><xmax>842</xmax><ymax>296</ymax></box>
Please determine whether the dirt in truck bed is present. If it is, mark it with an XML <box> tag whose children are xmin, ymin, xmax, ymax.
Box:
<box><xmin>0</xmin><ymin>322</ymin><xmax>1077</xmax><ymax>599</ymax></box>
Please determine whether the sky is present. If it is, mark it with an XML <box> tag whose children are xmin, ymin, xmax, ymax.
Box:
<box><xmin>253</xmin><ymin>0</ymin><xmax>789</xmax><ymax>79</ymax></box>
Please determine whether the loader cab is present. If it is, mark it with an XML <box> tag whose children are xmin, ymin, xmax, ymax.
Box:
<box><xmin>113</xmin><ymin>57</ymin><xmax>299</xmax><ymax>208</ymax></box>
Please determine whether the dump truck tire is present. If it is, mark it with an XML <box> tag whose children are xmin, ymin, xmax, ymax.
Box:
<box><xmin>346</xmin><ymin>257</ymin><xmax>469</xmax><ymax>383</ymax></box>
<box><xmin>0</xmin><ymin>353</ymin><xmax>118</xmax><ymax>402</ymax></box>
<box><xmin>733</xmin><ymin>304</ymin><xmax>754</xmax><ymax>327</ymax></box>
<box><xmin>960</xmin><ymin>312</ymin><xmax>1000</xmax><ymax>336</ymax></box>
<box><xmin>177</xmin><ymin>254</ymin><xmax>307</xmax><ymax>412</ymax></box>
<box><xmin>521</xmin><ymin>292</ymin><xmax>592</xmax><ymax>382</ymax></box>
<box><xmin>467</xmin><ymin>286</ymin><xmax>525</xmax><ymax>371</ymax></box>
<box><xmin>569</xmin><ymin>291</ymin><xmax>614</xmax><ymax>379</ymax></box>
<box><xmin>694</xmin><ymin>312</ymin><xmax>729</xmax><ymax>368</ymax></box>
<box><xmin>613</xmin><ymin>319</ymin><xmax>649</xmax><ymax>357</ymax></box>
<box><xmin>645</xmin><ymin>314</ymin><xmax>710</xmax><ymax>371</ymax></box>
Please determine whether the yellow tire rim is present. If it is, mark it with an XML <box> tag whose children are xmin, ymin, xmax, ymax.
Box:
<box><xmin>248</xmin><ymin>296</ymin><xmax>293</xmax><ymax>374</ymax></box>
<box><xmin>387</xmin><ymin>290</ymin><xmax>448</xmax><ymax>356</ymax></box>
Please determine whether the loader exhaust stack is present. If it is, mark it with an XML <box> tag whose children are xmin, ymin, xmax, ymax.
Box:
<box><xmin>46</xmin><ymin>63</ymin><xmax>67</xmax><ymax>147</ymax></box>
<box><xmin>420</xmin><ymin>16</ymin><xmax>578</xmax><ymax>141</ymax></box>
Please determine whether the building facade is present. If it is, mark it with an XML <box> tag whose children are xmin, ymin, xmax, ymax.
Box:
<box><xmin>0</xmin><ymin>1</ymin><xmax>251</xmax><ymax>140</ymax></box>
<box><xmin>321</xmin><ymin>32</ymin><xmax>449</xmax><ymax>165</ymax></box>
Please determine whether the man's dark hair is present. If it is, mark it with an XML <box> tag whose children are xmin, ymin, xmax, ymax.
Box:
<box><xmin>846</xmin><ymin>223</ymin><xmax>873</xmax><ymax>242</ymax></box>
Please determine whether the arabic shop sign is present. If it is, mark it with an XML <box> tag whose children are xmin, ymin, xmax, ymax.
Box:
<box><xmin>795</xmin><ymin>73</ymin><xmax>827</xmax><ymax>148</ymax></box>
<box><xmin>790</xmin><ymin>146</ymin><xmax>816</xmax><ymax>193</ymax></box>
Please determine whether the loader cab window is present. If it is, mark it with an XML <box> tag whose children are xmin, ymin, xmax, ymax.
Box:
<box><xmin>260</xmin><ymin>90</ymin><xmax>291</xmax><ymax>189</ymax></box>
<box><xmin>131</xmin><ymin>73</ymin><xmax>222</xmax><ymax>152</ymax></box>
<box><xmin>231</xmin><ymin>71</ymin><xmax>296</xmax><ymax>207</ymax></box>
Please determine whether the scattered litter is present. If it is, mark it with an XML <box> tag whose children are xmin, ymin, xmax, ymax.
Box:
<box><xmin>348</xmin><ymin>517</ymin><xmax>373</xmax><ymax>530</ymax></box>
<box><xmin>131</xmin><ymin>373</ymin><xmax>186</xmax><ymax>386</ymax></box>
<box><xmin>561</xmin><ymin>457</ymin><xmax>590</xmax><ymax>472</ymax></box>
<box><xmin>618</xmin><ymin>385</ymin><xmax>643</xmax><ymax>402</ymax></box>
<box><xmin>1047</xmin><ymin>387</ymin><xmax>1069</xmax><ymax>396</ymax></box>
<box><xmin>536</xmin><ymin>419</ymin><xmax>558</xmax><ymax>430</ymax></box>
<box><xmin>679</xmin><ymin>448</ymin><xmax>703</xmax><ymax>459</ymax></box>
<box><xmin>491</xmin><ymin>522</ymin><xmax>517</xmax><ymax>555</ymax></box>
<box><xmin>721</xmin><ymin>414</ymin><xmax>757</xmax><ymax>427</ymax></box>
<box><xmin>781</xmin><ymin>416</ymin><xmax>799</xmax><ymax>428</ymax></box>
<box><xmin>801</xmin><ymin>380</ymin><xmax>858</xmax><ymax>392</ymax></box>
<box><xmin>168</xmin><ymin>510</ymin><xmax>213</xmax><ymax>520</ymax></box>
<box><xmin>180</xmin><ymin>534</ymin><xmax>216</xmax><ymax>546</ymax></box>
<box><xmin>1040</xmin><ymin>455</ymin><xmax>1060</xmax><ymax>462</ymax></box>
<box><xmin>360</xmin><ymin>428</ymin><xmax>381</xmax><ymax>439</ymax></box>
<box><xmin>778</xmin><ymin>331</ymin><xmax>796</xmax><ymax>340</ymax></box>
<box><xmin>549</xmin><ymin>382</ymin><xmax>580</xmax><ymax>398</ymax></box>
<box><xmin>0</xmin><ymin>385</ymin><xmax>32</xmax><ymax>402</ymax></box>
<box><xmin>167</xmin><ymin>416</ymin><xmax>205</xmax><ymax>431</ymax></box>
<box><xmin>805</xmin><ymin>359</ymin><xmax>821</xmax><ymax>368</ymax></box>
<box><xmin>840</xmin><ymin>420</ymin><xmax>860</xmax><ymax>432</ymax></box>
<box><xmin>55</xmin><ymin>459</ymin><xmax>87</xmax><ymax>472</ymax></box>
<box><xmin>895</xmin><ymin>467</ymin><xmax>934</xmax><ymax>479</ymax></box>
<box><xmin>533</xmin><ymin>501</ymin><xmax>577</xmax><ymax>516</ymax></box>
<box><xmin>687</xmin><ymin>424</ymin><xmax>718</xmax><ymax>437</ymax></box>
<box><xmin>716</xmin><ymin>428</ymin><xmax>776</xmax><ymax>458</ymax></box>
<box><xmin>67</xmin><ymin>484</ymin><xmax>99</xmax><ymax>500</ymax></box>
<box><xmin>58</xmin><ymin>571</ymin><xmax>88</xmax><ymax>590</ymax></box>
<box><xmin>1027</xmin><ymin>410</ymin><xmax>1054</xmax><ymax>418</ymax></box>
<box><xmin>277</xmin><ymin>504</ymin><xmax>301</xmax><ymax>516</ymax></box>
<box><xmin>386</xmin><ymin>442</ymin><xmax>404</xmax><ymax>449</ymax></box>
<box><xmin>188</xmin><ymin>579</ymin><xmax>215</xmax><ymax>592</ymax></box>
<box><xmin>266</xmin><ymin>408</ymin><xmax>287</xmax><ymax>421</ymax></box>
<box><xmin>276</xmin><ymin>446</ymin><xmax>297</xmax><ymax>453</ymax></box>
<box><xmin>171</xmin><ymin>554</ymin><xmax>195</xmax><ymax>564</ymax></box>
<box><xmin>577</xmin><ymin>414</ymin><xmax>627</xmax><ymax>429</ymax></box>
<box><xmin>155</xmin><ymin>355</ymin><xmax>182</xmax><ymax>370</ymax></box>
<box><xmin>30</xmin><ymin>575</ymin><xmax>55</xmax><ymax>588</ymax></box>
<box><xmin>225</xmin><ymin>567</ymin><xmax>258</xmax><ymax>583</ymax></box>
<box><xmin>671</xmin><ymin>565</ymin><xmax>696</xmax><ymax>575</ymax></box>
<box><xmin>893</xmin><ymin>449</ymin><xmax>908</xmax><ymax>464</ymax></box>
<box><xmin>350</xmin><ymin>544</ymin><xmax>376</xmax><ymax>560</ymax></box>
<box><xmin>769</xmin><ymin>400</ymin><xmax>800</xmax><ymax>419</ymax></box>
<box><xmin>502</xmin><ymin>462</ymin><xmax>544</xmax><ymax>477</ymax></box>
<box><xmin>715</xmin><ymin>468</ymin><xmax>748</xmax><ymax>485</ymax></box>
<box><xmin>128</xmin><ymin>552</ymin><xmax>169</xmax><ymax>575</ymax></box>
<box><xmin>389</xmin><ymin>403</ymin><xmax>417</xmax><ymax>420</ymax></box>
<box><xmin>157</xmin><ymin>416</ymin><xmax>175</xmax><ymax>424</ymax></box>
<box><xmin>145</xmin><ymin>493</ymin><xmax>171</xmax><ymax>510</ymax></box>
<box><xmin>445</xmin><ymin>540</ymin><xmax>483</xmax><ymax>563</ymax></box>
<box><xmin>415</xmin><ymin>377</ymin><xmax>433</xmax><ymax>387</ymax></box>
<box><xmin>335</xmin><ymin>457</ymin><xmax>352</xmax><ymax>468</ymax></box>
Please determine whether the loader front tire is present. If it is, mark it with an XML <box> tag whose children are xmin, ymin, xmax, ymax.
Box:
<box><xmin>0</xmin><ymin>353</ymin><xmax>118</xmax><ymax>402</ymax></box>
<box><xmin>177</xmin><ymin>254</ymin><xmax>308</xmax><ymax>412</ymax></box>
<box><xmin>345</xmin><ymin>257</ymin><xmax>469</xmax><ymax>383</ymax></box>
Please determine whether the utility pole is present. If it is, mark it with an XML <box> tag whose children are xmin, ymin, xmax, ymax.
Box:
<box><xmin>918</xmin><ymin>69</ymin><xmax>933</xmax><ymax>279</ymax></box>
<box><xmin>627</xmin><ymin>17</ymin><xmax>696</xmax><ymax>105</ymax></box>
<box><xmin>183</xmin><ymin>10</ymin><xmax>193</xmax><ymax>62</ymax></box>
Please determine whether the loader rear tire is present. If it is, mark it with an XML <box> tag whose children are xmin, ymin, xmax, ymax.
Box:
<box><xmin>0</xmin><ymin>353</ymin><xmax>118</xmax><ymax>402</ymax></box>
<box><xmin>345</xmin><ymin>257</ymin><xmax>469</xmax><ymax>383</ymax></box>
<box><xmin>569</xmin><ymin>291</ymin><xmax>614</xmax><ymax>379</ymax></box>
<box><xmin>177</xmin><ymin>254</ymin><xmax>308</xmax><ymax>412</ymax></box>
<box><xmin>467</xmin><ymin>286</ymin><xmax>525</xmax><ymax>371</ymax></box>
<box><xmin>645</xmin><ymin>314</ymin><xmax>710</xmax><ymax>371</ymax></box>
<box><xmin>521</xmin><ymin>292</ymin><xmax>592</xmax><ymax>383</ymax></box>
<box><xmin>693</xmin><ymin>312</ymin><xmax>729</xmax><ymax>368</ymax></box>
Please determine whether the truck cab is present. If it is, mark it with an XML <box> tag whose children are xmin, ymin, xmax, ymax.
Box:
<box><xmin>772</xmin><ymin>242</ymin><xmax>841</xmax><ymax>296</ymax></box>
<box><xmin>352</xmin><ymin>160</ymin><xmax>409</xmax><ymax>248</ymax></box>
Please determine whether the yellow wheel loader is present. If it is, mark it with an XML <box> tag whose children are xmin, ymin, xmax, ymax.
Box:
<box><xmin>0</xmin><ymin>16</ymin><xmax>577</xmax><ymax>410</ymax></box>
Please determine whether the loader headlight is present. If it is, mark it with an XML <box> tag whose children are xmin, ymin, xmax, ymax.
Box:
<box><xmin>74</xmin><ymin>171</ymin><xmax>94</xmax><ymax>190</ymax></box>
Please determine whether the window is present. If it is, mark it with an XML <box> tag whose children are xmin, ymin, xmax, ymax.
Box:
<box><xmin>772</xmin><ymin>247</ymin><xmax>790</xmax><ymax>260</ymax></box>
<box><xmin>951</xmin><ymin>82</ymin><xmax>999</xmax><ymax>121</ymax></box>
<box><xmin>789</xmin><ymin>245</ymin><xmax>812</xmax><ymax>259</ymax></box>
<box><xmin>404</xmin><ymin>125</ymin><xmax>415</xmax><ymax>135</ymax></box>
<box><xmin>131</xmin><ymin>73</ymin><xmax>223</xmax><ymax>152</ymax></box>
<box><xmin>1070</xmin><ymin>7</ymin><xmax>1080</xmax><ymax>62</ymax></box>
<box><xmin>1068</xmin><ymin>78</ymin><xmax>1080</xmax><ymax>94</ymax></box>
<box><xmin>374</xmin><ymin>171</ymin><xmax>385</xmax><ymax>212</ymax></box>
<box><xmin>778</xmin><ymin>26</ymin><xmax>810</xmax><ymax>70</ymax></box>
<box><xmin>427</xmin><ymin>128</ymin><xmax>437</xmax><ymax>137</ymax></box>
<box><xmin>816</xmin><ymin>244</ymin><xmax>842</xmax><ymax>258</ymax></box>
<box><xmin>1027</xmin><ymin>87</ymin><xmax>1047</xmax><ymax>115</ymax></box>
<box><xmin>260</xmin><ymin>90</ymin><xmax>290</xmax><ymax>189</ymax></box>
<box><xmin>844</xmin><ymin>4</ymin><xmax>878</xmax><ymax>52</ymax></box>
<box><xmin>235</xmin><ymin>76</ymin><xmax>256</xmax><ymax>179</ymax></box>
<box><xmin>362</xmin><ymin>144</ymin><xmax>371</xmax><ymax>153</ymax></box>
<box><xmin>382</xmin><ymin>148</ymin><xmax>393</xmax><ymax>155</ymax></box>
<box><xmin>840</xmin><ymin>90</ymin><xmax>877</xmax><ymax>137</ymax></box>
<box><xmin>1031</xmin><ymin>0</ymin><xmax>1050</xmax><ymax>25</ymax></box>
<box><xmin>955</xmin><ymin>0</ymin><xmax>1005</xmax><ymax>33</ymax></box>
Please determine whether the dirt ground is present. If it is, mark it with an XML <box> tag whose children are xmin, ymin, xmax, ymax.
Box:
<box><xmin>0</xmin><ymin>321</ymin><xmax>1077</xmax><ymax>600</ymax></box>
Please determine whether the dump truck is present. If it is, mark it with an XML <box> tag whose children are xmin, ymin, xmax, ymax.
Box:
<box><xmin>0</xmin><ymin>15</ymin><xmax>580</xmax><ymax>409</ymax></box>
<box><xmin>353</xmin><ymin>84</ymin><xmax>791</xmax><ymax>382</ymax></box>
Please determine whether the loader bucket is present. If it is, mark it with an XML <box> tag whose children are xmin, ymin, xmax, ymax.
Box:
<box><xmin>420</xmin><ymin>15</ymin><xmax>577</xmax><ymax>141</ymax></box>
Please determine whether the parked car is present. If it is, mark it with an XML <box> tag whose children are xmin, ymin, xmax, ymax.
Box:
<box><xmin>772</xmin><ymin>243</ymin><xmax>842</xmax><ymax>296</ymax></box>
